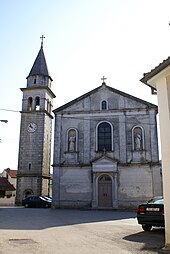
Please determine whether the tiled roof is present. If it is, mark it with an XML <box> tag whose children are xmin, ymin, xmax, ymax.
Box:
<box><xmin>5</xmin><ymin>168</ymin><xmax>17</xmax><ymax>178</ymax></box>
<box><xmin>140</xmin><ymin>56</ymin><xmax>170</xmax><ymax>87</ymax></box>
<box><xmin>0</xmin><ymin>177</ymin><xmax>15</xmax><ymax>191</ymax></box>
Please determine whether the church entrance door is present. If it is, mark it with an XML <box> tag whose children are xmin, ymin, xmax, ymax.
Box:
<box><xmin>98</xmin><ymin>175</ymin><xmax>112</xmax><ymax>207</ymax></box>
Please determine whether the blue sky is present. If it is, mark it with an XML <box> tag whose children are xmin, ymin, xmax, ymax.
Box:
<box><xmin>0</xmin><ymin>0</ymin><xmax>170</xmax><ymax>171</ymax></box>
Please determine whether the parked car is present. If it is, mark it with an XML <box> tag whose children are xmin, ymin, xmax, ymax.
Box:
<box><xmin>22</xmin><ymin>195</ymin><xmax>52</xmax><ymax>208</ymax></box>
<box><xmin>42</xmin><ymin>196</ymin><xmax>52</xmax><ymax>201</ymax></box>
<box><xmin>137</xmin><ymin>196</ymin><xmax>164</xmax><ymax>231</ymax></box>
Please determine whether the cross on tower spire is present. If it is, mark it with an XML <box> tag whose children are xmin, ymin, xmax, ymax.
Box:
<box><xmin>101</xmin><ymin>76</ymin><xmax>107</xmax><ymax>85</ymax></box>
<box><xmin>40</xmin><ymin>35</ymin><xmax>45</xmax><ymax>48</ymax></box>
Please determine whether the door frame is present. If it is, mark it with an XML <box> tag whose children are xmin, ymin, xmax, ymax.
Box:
<box><xmin>98</xmin><ymin>174</ymin><xmax>112</xmax><ymax>207</ymax></box>
<box><xmin>91</xmin><ymin>156</ymin><xmax>118</xmax><ymax>208</ymax></box>
<box><xmin>92</xmin><ymin>172</ymin><xmax>118</xmax><ymax>208</ymax></box>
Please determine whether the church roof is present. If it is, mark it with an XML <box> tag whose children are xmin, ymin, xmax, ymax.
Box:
<box><xmin>140</xmin><ymin>56</ymin><xmax>170</xmax><ymax>90</ymax></box>
<box><xmin>53</xmin><ymin>83</ymin><xmax>157</xmax><ymax>113</ymax></box>
<box><xmin>0</xmin><ymin>177</ymin><xmax>15</xmax><ymax>191</ymax></box>
<box><xmin>27</xmin><ymin>45</ymin><xmax>52</xmax><ymax>80</ymax></box>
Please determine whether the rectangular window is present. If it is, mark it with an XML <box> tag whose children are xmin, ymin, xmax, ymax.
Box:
<box><xmin>28</xmin><ymin>163</ymin><xmax>31</xmax><ymax>170</ymax></box>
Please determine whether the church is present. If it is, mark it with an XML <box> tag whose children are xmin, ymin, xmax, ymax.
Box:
<box><xmin>16</xmin><ymin>40</ymin><xmax>162</xmax><ymax>208</ymax></box>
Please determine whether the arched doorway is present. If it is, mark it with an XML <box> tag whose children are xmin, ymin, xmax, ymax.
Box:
<box><xmin>24</xmin><ymin>189</ymin><xmax>33</xmax><ymax>198</ymax></box>
<box><xmin>98</xmin><ymin>175</ymin><xmax>112</xmax><ymax>207</ymax></box>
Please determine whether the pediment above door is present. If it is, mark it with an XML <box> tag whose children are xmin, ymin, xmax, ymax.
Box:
<box><xmin>92</xmin><ymin>156</ymin><xmax>117</xmax><ymax>173</ymax></box>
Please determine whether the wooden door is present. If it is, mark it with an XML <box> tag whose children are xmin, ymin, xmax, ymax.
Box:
<box><xmin>98</xmin><ymin>175</ymin><xmax>112</xmax><ymax>207</ymax></box>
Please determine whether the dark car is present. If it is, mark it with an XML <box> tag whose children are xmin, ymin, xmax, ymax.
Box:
<box><xmin>22</xmin><ymin>195</ymin><xmax>52</xmax><ymax>208</ymax></box>
<box><xmin>137</xmin><ymin>196</ymin><xmax>164</xmax><ymax>231</ymax></box>
<box><xmin>42</xmin><ymin>196</ymin><xmax>52</xmax><ymax>201</ymax></box>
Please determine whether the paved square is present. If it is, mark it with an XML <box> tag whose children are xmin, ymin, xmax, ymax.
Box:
<box><xmin>0</xmin><ymin>207</ymin><xmax>165</xmax><ymax>254</ymax></box>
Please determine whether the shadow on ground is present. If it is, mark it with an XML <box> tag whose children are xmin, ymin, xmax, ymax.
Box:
<box><xmin>0</xmin><ymin>207</ymin><xmax>136</xmax><ymax>230</ymax></box>
<box><xmin>123</xmin><ymin>228</ymin><xmax>165</xmax><ymax>253</ymax></box>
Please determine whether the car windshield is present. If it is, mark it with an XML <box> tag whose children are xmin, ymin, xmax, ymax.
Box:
<box><xmin>42</xmin><ymin>196</ymin><xmax>52</xmax><ymax>200</ymax></box>
<box><xmin>147</xmin><ymin>198</ymin><xmax>164</xmax><ymax>204</ymax></box>
<box><xmin>40</xmin><ymin>196</ymin><xmax>48</xmax><ymax>201</ymax></box>
<box><xmin>40</xmin><ymin>196</ymin><xmax>51</xmax><ymax>202</ymax></box>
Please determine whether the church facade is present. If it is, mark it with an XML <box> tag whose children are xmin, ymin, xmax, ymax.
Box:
<box><xmin>16</xmin><ymin>42</ymin><xmax>162</xmax><ymax>208</ymax></box>
<box><xmin>52</xmin><ymin>80</ymin><xmax>162</xmax><ymax>209</ymax></box>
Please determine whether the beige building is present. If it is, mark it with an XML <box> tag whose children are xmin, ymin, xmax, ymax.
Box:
<box><xmin>140</xmin><ymin>57</ymin><xmax>170</xmax><ymax>250</ymax></box>
<box><xmin>1</xmin><ymin>168</ymin><xmax>17</xmax><ymax>190</ymax></box>
<box><xmin>0</xmin><ymin>168</ymin><xmax>16</xmax><ymax>205</ymax></box>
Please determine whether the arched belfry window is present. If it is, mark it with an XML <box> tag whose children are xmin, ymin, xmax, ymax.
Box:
<box><xmin>101</xmin><ymin>100</ymin><xmax>108</xmax><ymax>110</ymax></box>
<box><xmin>35</xmin><ymin>96</ymin><xmax>40</xmax><ymax>111</ymax></box>
<box><xmin>67</xmin><ymin>128</ymin><xmax>78</xmax><ymax>152</ymax></box>
<box><xmin>28</xmin><ymin>97</ymin><xmax>33</xmax><ymax>111</ymax></box>
<box><xmin>97</xmin><ymin>122</ymin><xmax>113</xmax><ymax>151</ymax></box>
<box><xmin>132</xmin><ymin>126</ymin><xmax>144</xmax><ymax>151</ymax></box>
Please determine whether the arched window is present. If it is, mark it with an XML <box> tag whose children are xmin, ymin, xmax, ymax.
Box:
<box><xmin>99</xmin><ymin>174</ymin><xmax>112</xmax><ymax>182</ymax></box>
<box><xmin>28</xmin><ymin>97</ymin><xmax>33</xmax><ymax>111</ymax></box>
<box><xmin>101</xmin><ymin>100</ymin><xmax>108</xmax><ymax>110</ymax></box>
<box><xmin>97</xmin><ymin>122</ymin><xmax>112</xmax><ymax>151</ymax></box>
<box><xmin>67</xmin><ymin>128</ymin><xmax>78</xmax><ymax>152</ymax></box>
<box><xmin>132</xmin><ymin>126</ymin><xmax>144</xmax><ymax>151</ymax></box>
<box><xmin>35</xmin><ymin>96</ymin><xmax>40</xmax><ymax>111</ymax></box>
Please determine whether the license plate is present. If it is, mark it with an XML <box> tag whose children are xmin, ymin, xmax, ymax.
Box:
<box><xmin>146</xmin><ymin>207</ymin><xmax>160</xmax><ymax>211</ymax></box>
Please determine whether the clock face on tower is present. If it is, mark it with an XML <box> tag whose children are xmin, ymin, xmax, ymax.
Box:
<box><xmin>27</xmin><ymin>122</ymin><xmax>37</xmax><ymax>133</ymax></box>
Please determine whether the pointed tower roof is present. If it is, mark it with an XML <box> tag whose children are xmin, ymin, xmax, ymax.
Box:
<box><xmin>27</xmin><ymin>44</ymin><xmax>52</xmax><ymax>81</ymax></box>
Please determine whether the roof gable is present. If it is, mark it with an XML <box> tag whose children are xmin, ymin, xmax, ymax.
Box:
<box><xmin>53</xmin><ymin>83</ymin><xmax>157</xmax><ymax>114</ymax></box>
<box><xmin>5</xmin><ymin>168</ymin><xmax>17</xmax><ymax>178</ymax></box>
<box><xmin>0</xmin><ymin>177</ymin><xmax>15</xmax><ymax>191</ymax></box>
<box><xmin>140</xmin><ymin>56</ymin><xmax>170</xmax><ymax>89</ymax></box>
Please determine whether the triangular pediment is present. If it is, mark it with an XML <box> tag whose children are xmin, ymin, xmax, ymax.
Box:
<box><xmin>92</xmin><ymin>155</ymin><xmax>116</xmax><ymax>165</ymax></box>
<box><xmin>92</xmin><ymin>156</ymin><xmax>117</xmax><ymax>173</ymax></box>
<box><xmin>53</xmin><ymin>83</ymin><xmax>157</xmax><ymax>114</ymax></box>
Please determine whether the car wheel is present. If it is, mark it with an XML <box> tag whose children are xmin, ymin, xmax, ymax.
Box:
<box><xmin>142</xmin><ymin>224</ymin><xmax>152</xmax><ymax>231</ymax></box>
<box><xmin>25</xmin><ymin>203</ymin><xmax>29</xmax><ymax>208</ymax></box>
<box><xmin>45</xmin><ymin>204</ymin><xmax>49</xmax><ymax>208</ymax></box>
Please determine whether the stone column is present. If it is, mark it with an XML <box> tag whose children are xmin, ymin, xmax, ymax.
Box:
<box><xmin>119</xmin><ymin>114</ymin><xmax>126</xmax><ymax>163</ymax></box>
<box><xmin>91</xmin><ymin>173</ymin><xmax>97</xmax><ymax>208</ymax></box>
<box><xmin>84</xmin><ymin>117</ymin><xmax>90</xmax><ymax>164</ymax></box>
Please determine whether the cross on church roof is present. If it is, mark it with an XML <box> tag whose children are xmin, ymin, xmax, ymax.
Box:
<box><xmin>101</xmin><ymin>76</ymin><xmax>107</xmax><ymax>84</ymax></box>
<box><xmin>40</xmin><ymin>35</ymin><xmax>45</xmax><ymax>47</ymax></box>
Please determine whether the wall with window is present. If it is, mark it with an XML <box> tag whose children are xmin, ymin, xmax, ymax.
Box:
<box><xmin>22</xmin><ymin>89</ymin><xmax>53</xmax><ymax>114</ymax></box>
<box><xmin>54</xmin><ymin>109</ymin><xmax>159</xmax><ymax>166</ymax></box>
<box><xmin>52</xmin><ymin>84</ymin><xmax>161</xmax><ymax>209</ymax></box>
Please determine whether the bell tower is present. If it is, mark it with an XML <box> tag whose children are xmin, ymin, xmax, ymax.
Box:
<box><xmin>16</xmin><ymin>37</ymin><xmax>56</xmax><ymax>205</ymax></box>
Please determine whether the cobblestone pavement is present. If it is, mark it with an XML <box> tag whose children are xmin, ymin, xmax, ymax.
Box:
<box><xmin>0</xmin><ymin>207</ymin><xmax>166</xmax><ymax>254</ymax></box>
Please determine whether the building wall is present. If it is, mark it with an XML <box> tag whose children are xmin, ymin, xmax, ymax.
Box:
<box><xmin>52</xmin><ymin>85</ymin><xmax>162</xmax><ymax>209</ymax></box>
<box><xmin>52</xmin><ymin>164</ymin><xmax>161</xmax><ymax>209</ymax></box>
<box><xmin>16</xmin><ymin>90</ymin><xmax>53</xmax><ymax>204</ymax></box>
<box><xmin>52</xmin><ymin>167</ymin><xmax>92</xmax><ymax>208</ymax></box>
